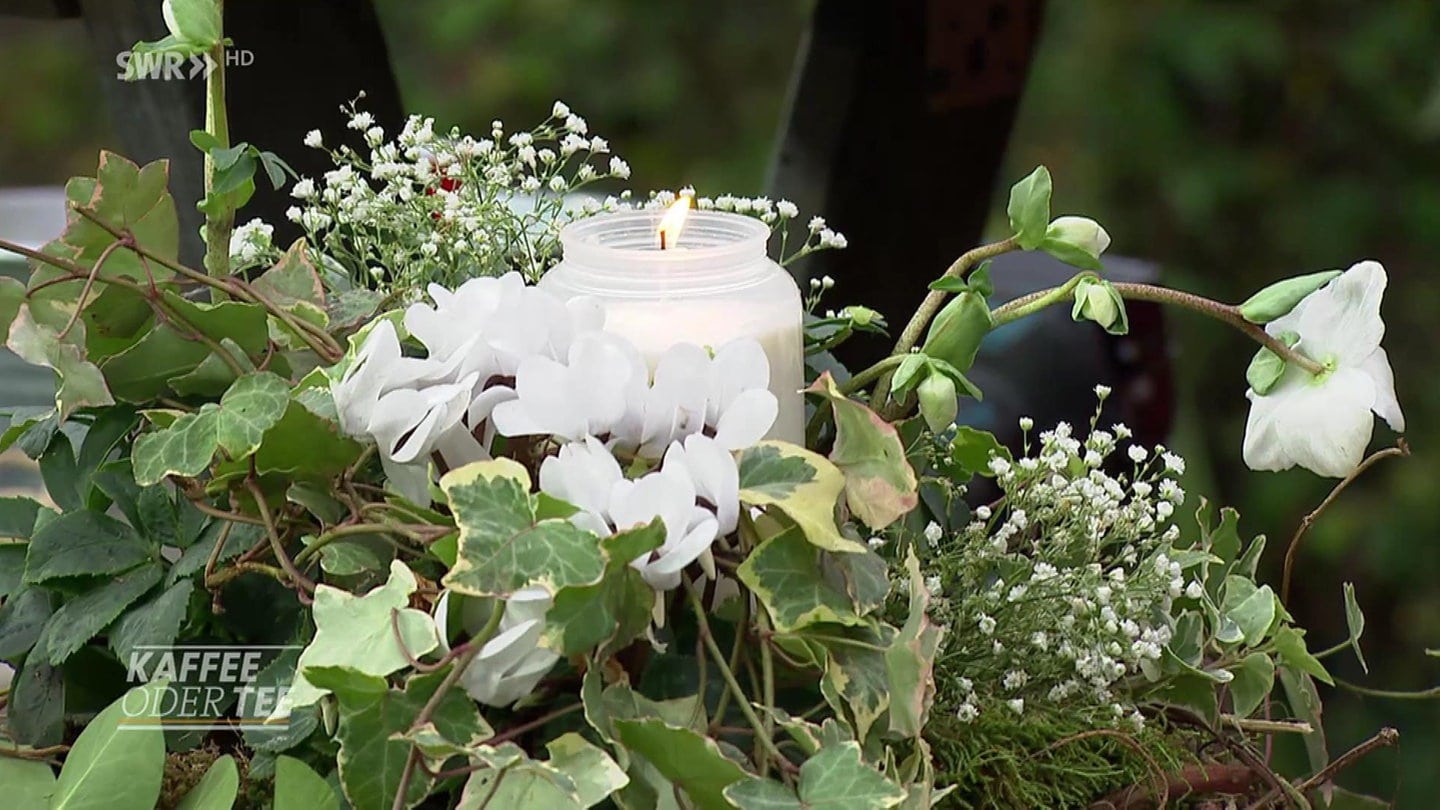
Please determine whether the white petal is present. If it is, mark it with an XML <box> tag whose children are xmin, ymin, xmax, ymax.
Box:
<box><xmin>1358</xmin><ymin>347</ymin><xmax>1404</xmax><ymax>432</ymax></box>
<box><xmin>1242</xmin><ymin>388</ymin><xmax>1292</xmax><ymax>473</ymax></box>
<box><xmin>649</xmin><ymin>517</ymin><xmax>719</xmax><ymax>577</ymax></box>
<box><xmin>1295</xmin><ymin>261</ymin><xmax>1387</xmax><ymax>365</ymax></box>
<box><xmin>711</xmin><ymin>389</ymin><xmax>778</xmax><ymax>450</ymax></box>
<box><xmin>1263</xmin><ymin>369</ymin><xmax>1376</xmax><ymax>477</ymax></box>
<box><xmin>380</xmin><ymin>455</ymin><xmax>432</xmax><ymax>504</ymax></box>
<box><xmin>539</xmin><ymin>436</ymin><xmax>622</xmax><ymax>515</ymax></box>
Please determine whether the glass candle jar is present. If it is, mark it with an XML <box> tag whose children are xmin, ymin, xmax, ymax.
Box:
<box><xmin>541</xmin><ymin>209</ymin><xmax>805</xmax><ymax>443</ymax></box>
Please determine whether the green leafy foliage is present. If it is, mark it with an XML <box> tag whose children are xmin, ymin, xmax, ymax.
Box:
<box><xmin>132</xmin><ymin>371</ymin><xmax>289</xmax><ymax>484</ymax></box>
<box><xmin>726</xmin><ymin>743</ymin><xmax>907</xmax><ymax>809</ymax></box>
<box><xmin>175</xmin><ymin>755</ymin><xmax>239</xmax><ymax>810</ymax></box>
<box><xmin>1006</xmin><ymin>166</ymin><xmax>1053</xmax><ymax>250</ymax></box>
<box><xmin>806</xmin><ymin>374</ymin><xmax>919</xmax><ymax>530</ymax></box>
<box><xmin>281</xmin><ymin>560</ymin><xmax>438</xmax><ymax>712</ymax></box>
<box><xmin>737</xmin><ymin>441</ymin><xmax>864</xmax><ymax>552</ymax></box>
<box><xmin>50</xmin><ymin>680</ymin><xmax>167</xmax><ymax>810</ymax></box>
<box><xmin>441</xmin><ymin>458</ymin><xmax>607</xmax><ymax>597</ymax></box>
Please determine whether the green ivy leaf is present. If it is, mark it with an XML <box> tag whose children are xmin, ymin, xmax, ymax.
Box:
<box><xmin>545</xmin><ymin>733</ymin><xmax>630</xmax><ymax>807</ymax></box>
<box><xmin>25</xmin><ymin>510</ymin><xmax>153</xmax><ymax>584</ymax></box>
<box><xmin>132</xmin><ymin>372</ymin><xmax>289</xmax><ymax>485</ymax></box>
<box><xmin>275</xmin><ymin>756</ymin><xmax>338</xmax><ymax>810</ymax></box>
<box><xmin>34</xmin><ymin>563</ymin><xmax>162</xmax><ymax>665</ymax></box>
<box><xmin>241</xmin><ymin>649</ymin><xmax>319</xmax><ymax>754</ymax></box>
<box><xmin>1274</xmin><ymin>627</ymin><xmax>1333</xmax><ymax>686</ymax></box>
<box><xmin>441</xmin><ymin>459</ymin><xmax>606</xmax><ymax>598</ymax></box>
<box><xmin>8</xmin><ymin>660</ymin><xmax>65</xmax><ymax>746</ymax></box>
<box><xmin>252</xmin><ymin>400</ymin><xmax>362</xmax><ymax>481</ymax></box>
<box><xmin>613</xmin><ymin>718</ymin><xmax>749</xmax><ymax>810</ymax></box>
<box><xmin>278</xmin><ymin>560</ymin><xmax>438</xmax><ymax>714</ymax></box>
<box><xmin>100</xmin><ymin>327</ymin><xmax>211</xmax><ymax>403</ymax></box>
<box><xmin>175</xmin><ymin>755</ymin><xmax>239</xmax><ymax>810</ymax></box>
<box><xmin>738</xmin><ymin>525</ymin><xmax>865</xmax><ymax>633</ymax></box>
<box><xmin>806</xmin><ymin>375</ymin><xmax>919</xmax><ymax>530</ymax></box>
<box><xmin>50</xmin><ymin>680</ymin><xmax>167</xmax><ymax>810</ymax></box>
<box><xmin>1228</xmin><ymin>653</ymin><xmax>1275</xmax><ymax>718</ymax></box>
<box><xmin>542</xmin><ymin>521</ymin><xmax>664</xmax><ymax>656</ymax></box>
<box><xmin>335</xmin><ymin>669</ymin><xmax>487</xmax><ymax>810</ymax></box>
<box><xmin>820</xmin><ymin>624</ymin><xmax>894</xmax><ymax>742</ymax></box>
<box><xmin>457</xmin><ymin>751</ymin><xmax>585</xmax><ymax>809</ymax></box>
<box><xmin>254</xmin><ymin>239</ymin><xmax>326</xmax><ymax>310</ymax></box>
<box><xmin>1006</xmin><ymin>166</ymin><xmax>1052</xmax><ymax>250</ymax></box>
<box><xmin>1221</xmin><ymin>578</ymin><xmax>1277</xmax><ymax>648</ymax></box>
<box><xmin>8</xmin><ymin>304</ymin><xmax>115</xmax><ymax>419</ymax></box>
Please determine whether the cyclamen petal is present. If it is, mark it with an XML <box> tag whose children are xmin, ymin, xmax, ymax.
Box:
<box><xmin>711</xmin><ymin>388</ymin><xmax>779</xmax><ymax>450</ymax></box>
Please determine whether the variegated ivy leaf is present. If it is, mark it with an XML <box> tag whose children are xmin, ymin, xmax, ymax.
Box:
<box><xmin>544</xmin><ymin>733</ymin><xmax>630</xmax><ymax>808</ymax></box>
<box><xmin>737</xmin><ymin>524</ymin><xmax>865</xmax><ymax>633</ymax></box>
<box><xmin>132</xmin><ymin>371</ymin><xmax>289</xmax><ymax>484</ymax></box>
<box><xmin>805</xmin><ymin>373</ymin><xmax>918</xmax><ymax>531</ymax></box>
<box><xmin>737</xmin><ymin>441</ymin><xmax>864</xmax><ymax>553</ymax></box>
<box><xmin>441</xmin><ymin>458</ymin><xmax>606</xmax><ymax>598</ymax></box>
<box><xmin>274</xmin><ymin>560</ymin><xmax>439</xmax><ymax>715</ymax></box>
<box><xmin>885</xmin><ymin>551</ymin><xmax>944</xmax><ymax>738</ymax></box>
<box><xmin>613</xmin><ymin>718</ymin><xmax>748</xmax><ymax>810</ymax></box>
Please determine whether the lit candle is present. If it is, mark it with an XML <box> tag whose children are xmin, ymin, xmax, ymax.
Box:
<box><xmin>541</xmin><ymin>200</ymin><xmax>806</xmax><ymax>443</ymax></box>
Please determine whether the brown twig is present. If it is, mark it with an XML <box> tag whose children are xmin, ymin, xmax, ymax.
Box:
<box><xmin>1281</xmin><ymin>440</ymin><xmax>1409</xmax><ymax>603</ymax></box>
<box><xmin>56</xmin><ymin>237</ymin><xmax>130</xmax><ymax>340</ymax></box>
<box><xmin>1157</xmin><ymin>706</ymin><xmax>1289</xmax><ymax>801</ymax></box>
<box><xmin>244</xmin><ymin>476</ymin><xmax>316</xmax><ymax>594</ymax></box>
<box><xmin>0</xmin><ymin>743</ymin><xmax>71</xmax><ymax>762</ymax></box>
<box><xmin>1090</xmin><ymin>763</ymin><xmax>1259</xmax><ymax>810</ymax></box>
<box><xmin>1245</xmin><ymin>727</ymin><xmax>1399</xmax><ymax>809</ymax></box>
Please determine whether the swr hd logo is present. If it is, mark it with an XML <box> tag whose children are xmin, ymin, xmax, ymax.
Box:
<box><xmin>115</xmin><ymin>47</ymin><xmax>253</xmax><ymax>81</ymax></box>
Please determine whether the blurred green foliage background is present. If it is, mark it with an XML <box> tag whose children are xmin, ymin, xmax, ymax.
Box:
<box><xmin>1</xmin><ymin>0</ymin><xmax>1437</xmax><ymax>803</ymax></box>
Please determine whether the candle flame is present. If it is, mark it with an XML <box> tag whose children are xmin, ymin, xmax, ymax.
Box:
<box><xmin>657</xmin><ymin>196</ymin><xmax>691</xmax><ymax>250</ymax></box>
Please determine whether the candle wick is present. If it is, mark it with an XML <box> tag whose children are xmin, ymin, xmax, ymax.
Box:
<box><xmin>659</xmin><ymin>231</ymin><xmax>668</xmax><ymax>251</ymax></box>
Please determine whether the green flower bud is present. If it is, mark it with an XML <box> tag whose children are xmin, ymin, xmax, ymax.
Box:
<box><xmin>1245</xmin><ymin>331</ymin><xmax>1299</xmax><ymax>394</ymax></box>
<box><xmin>922</xmin><ymin>292</ymin><xmax>992</xmax><ymax>372</ymax></box>
<box><xmin>1238</xmin><ymin>270</ymin><xmax>1342</xmax><ymax>324</ymax></box>
<box><xmin>1070</xmin><ymin>277</ymin><xmax>1129</xmax><ymax>335</ymax></box>
<box><xmin>917</xmin><ymin>372</ymin><xmax>959</xmax><ymax>434</ymax></box>
<box><xmin>841</xmin><ymin>305</ymin><xmax>880</xmax><ymax>328</ymax></box>
<box><xmin>1045</xmin><ymin>216</ymin><xmax>1111</xmax><ymax>259</ymax></box>
<box><xmin>890</xmin><ymin>352</ymin><xmax>928</xmax><ymax>396</ymax></box>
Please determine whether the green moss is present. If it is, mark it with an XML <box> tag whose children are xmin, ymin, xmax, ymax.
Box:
<box><xmin>927</xmin><ymin>708</ymin><xmax>1199</xmax><ymax>809</ymax></box>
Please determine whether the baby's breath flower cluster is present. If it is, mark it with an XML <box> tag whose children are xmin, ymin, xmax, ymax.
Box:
<box><xmin>228</xmin><ymin>217</ymin><xmax>277</xmax><ymax>271</ymax></box>
<box><xmin>914</xmin><ymin>409</ymin><xmax>1202</xmax><ymax>732</ymax></box>
<box><xmin>288</xmin><ymin>98</ymin><xmax>628</xmax><ymax>292</ymax></box>
<box><xmin>638</xmin><ymin>188</ymin><xmax>847</xmax><ymax>268</ymax></box>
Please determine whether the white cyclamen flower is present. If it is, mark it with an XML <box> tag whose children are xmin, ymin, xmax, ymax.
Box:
<box><xmin>434</xmin><ymin>589</ymin><xmax>560</xmax><ymax>707</ymax></box>
<box><xmin>538</xmin><ymin>435</ymin><xmax>734</xmax><ymax>591</ymax></box>
<box><xmin>1243</xmin><ymin>261</ymin><xmax>1404</xmax><ymax>477</ymax></box>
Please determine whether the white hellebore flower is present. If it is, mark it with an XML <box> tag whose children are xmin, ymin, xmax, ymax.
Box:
<box><xmin>434</xmin><ymin>589</ymin><xmax>560</xmax><ymax>707</ymax></box>
<box><xmin>1243</xmin><ymin>261</ymin><xmax>1404</xmax><ymax>478</ymax></box>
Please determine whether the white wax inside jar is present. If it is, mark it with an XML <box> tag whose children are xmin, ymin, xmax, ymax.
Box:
<box><xmin>542</xmin><ymin>210</ymin><xmax>807</xmax><ymax>445</ymax></box>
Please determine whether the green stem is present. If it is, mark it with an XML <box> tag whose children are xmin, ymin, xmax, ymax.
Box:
<box><xmin>837</xmin><ymin>354</ymin><xmax>905</xmax><ymax>396</ymax></box>
<box><xmin>1335</xmin><ymin>678</ymin><xmax>1440</xmax><ymax>701</ymax></box>
<box><xmin>203</xmin><ymin>28</ymin><xmax>232</xmax><ymax>300</ymax></box>
<box><xmin>294</xmin><ymin>523</ymin><xmax>422</xmax><ymax>568</ymax></box>
<box><xmin>872</xmin><ymin>237</ymin><xmax>1019</xmax><ymax>403</ymax></box>
<box><xmin>393</xmin><ymin>607</ymin><xmax>503</xmax><ymax>810</ymax></box>
<box><xmin>684</xmin><ymin>580</ymin><xmax>789</xmax><ymax>773</ymax></box>
<box><xmin>756</xmin><ymin>610</ymin><xmax>777</xmax><ymax>779</ymax></box>
<box><xmin>988</xmin><ymin>271</ymin><xmax>1096</xmax><ymax>327</ymax></box>
<box><xmin>990</xmin><ymin>277</ymin><xmax>1327</xmax><ymax>376</ymax></box>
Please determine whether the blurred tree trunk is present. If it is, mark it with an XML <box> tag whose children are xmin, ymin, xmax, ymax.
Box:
<box><xmin>768</xmin><ymin>0</ymin><xmax>1046</xmax><ymax>368</ymax></box>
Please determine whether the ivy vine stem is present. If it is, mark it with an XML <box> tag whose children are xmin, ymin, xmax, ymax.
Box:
<box><xmin>392</xmin><ymin>606</ymin><xmax>504</xmax><ymax>810</ymax></box>
<box><xmin>683</xmin><ymin>579</ymin><xmax>795</xmax><ymax>777</ymax></box>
